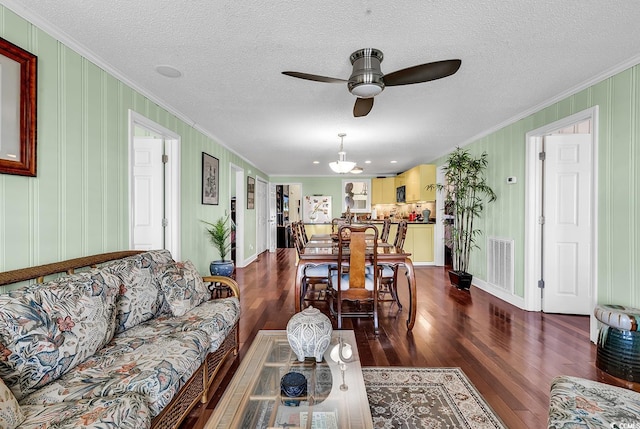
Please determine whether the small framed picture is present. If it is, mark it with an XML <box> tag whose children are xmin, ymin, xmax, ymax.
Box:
<box><xmin>202</xmin><ymin>152</ymin><xmax>219</xmax><ymax>205</ymax></box>
<box><xmin>247</xmin><ymin>176</ymin><xmax>255</xmax><ymax>209</ymax></box>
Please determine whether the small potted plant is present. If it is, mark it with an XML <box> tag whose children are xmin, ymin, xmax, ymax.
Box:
<box><xmin>429</xmin><ymin>147</ymin><xmax>496</xmax><ymax>290</ymax></box>
<box><xmin>201</xmin><ymin>215</ymin><xmax>235</xmax><ymax>276</ymax></box>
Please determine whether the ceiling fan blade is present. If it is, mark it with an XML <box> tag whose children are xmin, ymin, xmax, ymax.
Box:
<box><xmin>353</xmin><ymin>97</ymin><xmax>374</xmax><ymax>117</ymax></box>
<box><xmin>282</xmin><ymin>71</ymin><xmax>347</xmax><ymax>84</ymax></box>
<box><xmin>384</xmin><ymin>59</ymin><xmax>462</xmax><ymax>87</ymax></box>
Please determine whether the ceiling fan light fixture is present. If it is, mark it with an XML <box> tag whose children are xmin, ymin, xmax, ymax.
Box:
<box><xmin>348</xmin><ymin>48</ymin><xmax>385</xmax><ymax>98</ymax></box>
<box><xmin>350</xmin><ymin>166</ymin><xmax>364</xmax><ymax>174</ymax></box>
<box><xmin>329</xmin><ymin>133</ymin><xmax>357</xmax><ymax>174</ymax></box>
<box><xmin>350</xmin><ymin>83</ymin><xmax>383</xmax><ymax>98</ymax></box>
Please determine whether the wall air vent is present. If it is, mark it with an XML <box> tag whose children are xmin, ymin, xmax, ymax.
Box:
<box><xmin>487</xmin><ymin>237</ymin><xmax>514</xmax><ymax>293</ymax></box>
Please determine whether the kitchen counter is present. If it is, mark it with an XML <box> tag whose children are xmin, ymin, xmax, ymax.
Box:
<box><xmin>302</xmin><ymin>222</ymin><xmax>435</xmax><ymax>265</ymax></box>
<box><xmin>303</xmin><ymin>220</ymin><xmax>436</xmax><ymax>225</ymax></box>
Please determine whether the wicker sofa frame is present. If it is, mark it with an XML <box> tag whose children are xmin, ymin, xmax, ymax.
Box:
<box><xmin>0</xmin><ymin>251</ymin><xmax>240</xmax><ymax>429</ymax></box>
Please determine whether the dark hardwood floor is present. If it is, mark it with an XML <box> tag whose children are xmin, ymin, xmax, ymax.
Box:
<box><xmin>182</xmin><ymin>248</ymin><xmax>628</xmax><ymax>429</ymax></box>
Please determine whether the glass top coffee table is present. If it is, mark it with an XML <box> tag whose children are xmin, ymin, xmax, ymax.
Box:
<box><xmin>205</xmin><ymin>330</ymin><xmax>373</xmax><ymax>429</ymax></box>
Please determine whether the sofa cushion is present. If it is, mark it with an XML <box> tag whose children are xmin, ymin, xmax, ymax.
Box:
<box><xmin>19</xmin><ymin>392</ymin><xmax>150</xmax><ymax>429</ymax></box>
<box><xmin>155</xmin><ymin>260</ymin><xmax>209</xmax><ymax>316</ymax></box>
<box><xmin>548</xmin><ymin>375</ymin><xmax>640</xmax><ymax>428</ymax></box>
<box><xmin>21</xmin><ymin>329</ymin><xmax>210</xmax><ymax>417</ymax></box>
<box><xmin>103</xmin><ymin>249</ymin><xmax>174</xmax><ymax>333</ymax></box>
<box><xmin>124</xmin><ymin>297</ymin><xmax>240</xmax><ymax>352</ymax></box>
<box><xmin>0</xmin><ymin>269</ymin><xmax>120</xmax><ymax>400</ymax></box>
<box><xmin>0</xmin><ymin>377</ymin><xmax>24</xmax><ymax>429</ymax></box>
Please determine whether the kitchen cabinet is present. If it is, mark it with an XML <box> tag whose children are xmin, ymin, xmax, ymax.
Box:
<box><xmin>372</xmin><ymin>222</ymin><xmax>434</xmax><ymax>264</ymax></box>
<box><xmin>403</xmin><ymin>224</ymin><xmax>434</xmax><ymax>262</ymax></box>
<box><xmin>395</xmin><ymin>172</ymin><xmax>407</xmax><ymax>190</ymax></box>
<box><xmin>303</xmin><ymin>223</ymin><xmax>331</xmax><ymax>237</ymax></box>
<box><xmin>405</xmin><ymin>164</ymin><xmax>436</xmax><ymax>202</ymax></box>
<box><xmin>371</xmin><ymin>177</ymin><xmax>397</xmax><ymax>204</ymax></box>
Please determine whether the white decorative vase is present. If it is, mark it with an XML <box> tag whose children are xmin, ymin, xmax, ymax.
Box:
<box><xmin>287</xmin><ymin>306</ymin><xmax>333</xmax><ymax>362</ymax></box>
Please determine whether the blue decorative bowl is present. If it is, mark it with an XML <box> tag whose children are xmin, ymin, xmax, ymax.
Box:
<box><xmin>281</xmin><ymin>372</ymin><xmax>307</xmax><ymax>405</ymax></box>
<box><xmin>209</xmin><ymin>260</ymin><xmax>234</xmax><ymax>277</ymax></box>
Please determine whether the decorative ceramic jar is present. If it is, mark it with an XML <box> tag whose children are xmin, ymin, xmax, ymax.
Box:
<box><xmin>286</xmin><ymin>306</ymin><xmax>333</xmax><ymax>362</ymax></box>
<box><xmin>209</xmin><ymin>260</ymin><xmax>234</xmax><ymax>277</ymax></box>
<box><xmin>280</xmin><ymin>372</ymin><xmax>307</xmax><ymax>406</ymax></box>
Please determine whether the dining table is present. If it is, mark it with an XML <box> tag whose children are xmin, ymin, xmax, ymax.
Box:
<box><xmin>295</xmin><ymin>233</ymin><xmax>417</xmax><ymax>330</ymax></box>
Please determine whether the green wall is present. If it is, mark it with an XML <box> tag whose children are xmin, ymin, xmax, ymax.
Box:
<box><xmin>0</xmin><ymin>6</ymin><xmax>266</xmax><ymax>289</ymax></box>
<box><xmin>441</xmin><ymin>64</ymin><xmax>640</xmax><ymax>307</ymax></box>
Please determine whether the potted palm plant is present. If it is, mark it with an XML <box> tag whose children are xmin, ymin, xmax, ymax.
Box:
<box><xmin>201</xmin><ymin>215</ymin><xmax>235</xmax><ymax>276</ymax></box>
<box><xmin>430</xmin><ymin>147</ymin><xmax>496</xmax><ymax>290</ymax></box>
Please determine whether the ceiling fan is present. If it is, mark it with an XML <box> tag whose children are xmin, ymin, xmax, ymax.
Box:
<box><xmin>282</xmin><ymin>48</ymin><xmax>461</xmax><ymax>117</ymax></box>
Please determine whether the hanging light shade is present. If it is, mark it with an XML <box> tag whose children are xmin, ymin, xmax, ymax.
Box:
<box><xmin>329</xmin><ymin>133</ymin><xmax>356</xmax><ymax>174</ymax></box>
<box><xmin>350</xmin><ymin>166</ymin><xmax>364</xmax><ymax>174</ymax></box>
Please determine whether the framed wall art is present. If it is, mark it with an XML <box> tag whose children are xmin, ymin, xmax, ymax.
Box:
<box><xmin>202</xmin><ymin>152</ymin><xmax>219</xmax><ymax>205</ymax></box>
<box><xmin>342</xmin><ymin>179</ymin><xmax>371</xmax><ymax>213</ymax></box>
<box><xmin>0</xmin><ymin>37</ymin><xmax>37</xmax><ymax>177</ymax></box>
<box><xmin>247</xmin><ymin>176</ymin><xmax>255</xmax><ymax>209</ymax></box>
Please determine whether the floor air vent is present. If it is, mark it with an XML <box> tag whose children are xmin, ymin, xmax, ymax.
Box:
<box><xmin>487</xmin><ymin>237</ymin><xmax>514</xmax><ymax>293</ymax></box>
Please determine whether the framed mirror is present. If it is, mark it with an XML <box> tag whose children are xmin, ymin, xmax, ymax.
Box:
<box><xmin>0</xmin><ymin>37</ymin><xmax>37</xmax><ymax>177</ymax></box>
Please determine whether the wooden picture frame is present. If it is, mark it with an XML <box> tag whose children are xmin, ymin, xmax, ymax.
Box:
<box><xmin>342</xmin><ymin>179</ymin><xmax>371</xmax><ymax>213</ymax></box>
<box><xmin>0</xmin><ymin>37</ymin><xmax>37</xmax><ymax>177</ymax></box>
<box><xmin>247</xmin><ymin>176</ymin><xmax>255</xmax><ymax>209</ymax></box>
<box><xmin>202</xmin><ymin>152</ymin><xmax>219</xmax><ymax>205</ymax></box>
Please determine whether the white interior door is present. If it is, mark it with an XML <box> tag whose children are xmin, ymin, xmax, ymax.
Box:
<box><xmin>542</xmin><ymin>134</ymin><xmax>592</xmax><ymax>314</ymax></box>
<box><xmin>132</xmin><ymin>137</ymin><xmax>164</xmax><ymax>250</ymax></box>
<box><xmin>256</xmin><ymin>178</ymin><xmax>268</xmax><ymax>253</ymax></box>
<box><xmin>269</xmin><ymin>182</ymin><xmax>277</xmax><ymax>252</ymax></box>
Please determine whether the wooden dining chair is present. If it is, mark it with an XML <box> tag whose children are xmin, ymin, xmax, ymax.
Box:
<box><xmin>379</xmin><ymin>220</ymin><xmax>408</xmax><ymax>309</ymax></box>
<box><xmin>331</xmin><ymin>217</ymin><xmax>348</xmax><ymax>234</ymax></box>
<box><xmin>292</xmin><ymin>222</ymin><xmax>331</xmax><ymax>308</ymax></box>
<box><xmin>380</xmin><ymin>218</ymin><xmax>392</xmax><ymax>242</ymax></box>
<box><xmin>329</xmin><ymin>223</ymin><xmax>380</xmax><ymax>334</ymax></box>
<box><xmin>293</xmin><ymin>220</ymin><xmax>309</xmax><ymax>245</ymax></box>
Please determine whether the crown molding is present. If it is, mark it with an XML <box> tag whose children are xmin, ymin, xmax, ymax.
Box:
<box><xmin>430</xmin><ymin>53</ymin><xmax>640</xmax><ymax>162</ymax></box>
<box><xmin>0</xmin><ymin>0</ymin><xmax>257</xmax><ymax>169</ymax></box>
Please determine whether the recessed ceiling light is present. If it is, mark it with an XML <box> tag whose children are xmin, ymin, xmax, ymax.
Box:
<box><xmin>155</xmin><ymin>65</ymin><xmax>182</xmax><ymax>78</ymax></box>
<box><xmin>313</xmin><ymin>161</ymin><xmax>319</xmax><ymax>164</ymax></box>
<box><xmin>364</xmin><ymin>160</ymin><xmax>371</xmax><ymax>164</ymax></box>
<box><xmin>390</xmin><ymin>160</ymin><xmax>397</xmax><ymax>164</ymax></box>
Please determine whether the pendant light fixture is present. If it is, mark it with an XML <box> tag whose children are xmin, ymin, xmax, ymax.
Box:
<box><xmin>329</xmin><ymin>133</ymin><xmax>357</xmax><ymax>174</ymax></box>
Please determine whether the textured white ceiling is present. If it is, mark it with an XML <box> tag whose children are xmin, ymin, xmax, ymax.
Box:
<box><xmin>7</xmin><ymin>1</ymin><xmax>640</xmax><ymax>176</ymax></box>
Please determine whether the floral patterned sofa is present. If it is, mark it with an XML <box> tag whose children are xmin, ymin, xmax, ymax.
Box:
<box><xmin>0</xmin><ymin>250</ymin><xmax>240</xmax><ymax>429</ymax></box>
<box><xmin>548</xmin><ymin>375</ymin><xmax>640</xmax><ymax>428</ymax></box>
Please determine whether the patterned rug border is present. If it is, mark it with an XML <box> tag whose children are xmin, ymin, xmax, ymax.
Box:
<box><xmin>362</xmin><ymin>367</ymin><xmax>506</xmax><ymax>429</ymax></box>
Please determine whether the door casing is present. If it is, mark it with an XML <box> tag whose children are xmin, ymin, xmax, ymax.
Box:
<box><xmin>524</xmin><ymin>106</ymin><xmax>599</xmax><ymax>342</ymax></box>
<box><xmin>128</xmin><ymin>110</ymin><xmax>181</xmax><ymax>260</ymax></box>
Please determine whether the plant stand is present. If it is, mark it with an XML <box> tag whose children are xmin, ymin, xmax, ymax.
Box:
<box><xmin>448</xmin><ymin>270</ymin><xmax>473</xmax><ymax>290</ymax></box>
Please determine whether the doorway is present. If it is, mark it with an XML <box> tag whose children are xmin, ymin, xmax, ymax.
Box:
<box><xmin>230</xmin><ymin>163</ymin><xmax>244</xmax><ymax>267</ymax></box>
<box><xmin>128</xmin><ymin>110</ymin><xmax>181</xmax><ymax>260</ymax></box>
<box><xmin>256</xmin><ymin>177</ymin><xmax>269</xmax><ymax>254</ymax></box>
<box><xmin>524</xmin><ymin>107</ymin><xmax>598</xmax><ymax>341</ymax></box>
<box><xmin>273</xmin><ymin>183</ymin><xmax>302</xmax><ymax>248</ymax></box>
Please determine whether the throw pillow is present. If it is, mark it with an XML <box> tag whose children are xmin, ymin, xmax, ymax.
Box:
<box><xmin>0</xmin><ymin>269</ymin><xmax>120</xmax><ymax>401</ymax></box>
<box><xmin>155</xmin><ymin>260</ymin><xmax>209</xmax><ymax>316</ymax></box>
<box><xmin>0</xmin><ymin>377</ymin><xmax>24</xmax><ymax>429</ymax></box>
<box><xmin>103</xmin><ymin>250</ymin><xmax>174</xmax><ymax>333</ymax></box>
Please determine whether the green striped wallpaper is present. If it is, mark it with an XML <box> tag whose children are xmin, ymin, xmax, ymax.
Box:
<box><xmin>2</xmin><ymin>4</ymin><xmax>639</xmax><ymax>310</ymax></box>
<box><xmin>0</xmin><ymin>6</ymin><xmax>266</xmax><ymax>289</ymax></box>
<box><xmin>440</xmin><ymin>64</ymin><xmax>640</xmax><ymax>307</ymax></box>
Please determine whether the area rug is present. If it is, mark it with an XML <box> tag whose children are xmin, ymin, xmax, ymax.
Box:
<box><xmin>363</xmin><ymin>367</ymin><xmax>506</xmax><ymax>429</ymax></box>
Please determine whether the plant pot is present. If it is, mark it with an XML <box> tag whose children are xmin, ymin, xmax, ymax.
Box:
<box><xmin>448</xmin><ymin>270</ymin><xmax>473</xmax><ymax>290</ymax></box>
<box><xmin>210</xmin><ymin>260</ymin><xmax>235</xmax><ymax>277</ymax></box>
